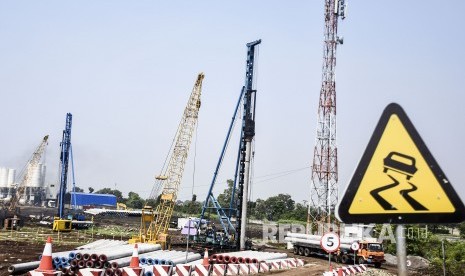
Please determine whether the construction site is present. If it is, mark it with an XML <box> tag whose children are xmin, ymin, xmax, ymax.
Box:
<box><xmin>1</xmin><ymin>1</ymin><xmax>465</xmax><ymax>276</ymax></box>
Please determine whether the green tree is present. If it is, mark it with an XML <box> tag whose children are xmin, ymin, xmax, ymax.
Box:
<box><xmin>73</xmin><ymin>186</ymin><xmax>84</xmax><ymax>192</ymax></box>
<box><xmin>145</xmin><ymin>197</ymin><xmax>158</xmax><ymax>208</ymax></box>
<box><xmin>253</xmin><ymin>198</ymin><xmax>267</xmax><ymax>220</ymax></box>
<box><xmin>458</xmin><ymin>222</ymin><xmax>465</xmax><ymax>239</ymax></box>
<box><xmin>217</xmin><ymin>180</ymin><xmax>234</xmax><ymax>208</ymax></box>
<box><xmin>95</xmin><ymin>188</ymin><xmax>124</xmax><ymax>201</ymax></box>
<box><xmin>254</xmin><ymin>194</ymin><xmax>295</xmax><ymax>221</ymax></box>
<box><xmin>88</xmin><ymin>187</ymin><xmax>94</xmax><ymax>193</ymax></box>
<box><xmin>126</xmin><ymin>192</ymin><xmax>144</xmax><ymax>209</ymax></box>
<box><xmin>283</xmin><ymin>202</ymin><xmax>307</xmax><ymax>221</ymax></box>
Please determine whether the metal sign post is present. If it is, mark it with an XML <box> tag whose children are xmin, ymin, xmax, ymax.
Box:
<box><xmin>185</xmin><ymin>218</ymin><xmax>191</xmax><ymax>263</ymax></box>
<box><xmin>350</xmin><ymin>242</ymin><xmax>359</xmax><ymax>265</ymax></box>
<box><xmin>396</xmin><ymin>225</ymin><xmax>407</xmax><ymax>276</ymax></box>
<box><xmin>181</xmin><ymin>218</ymin><xmax>197</xmax><ymax>263</ymax></box>
<box><xmin>320</xmin><ymin>232</ymin><xmax>340</xmax><ymax>271</ymax></box>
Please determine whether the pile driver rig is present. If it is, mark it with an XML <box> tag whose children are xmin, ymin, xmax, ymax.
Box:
<box><xmin>53</xmin><ymin>113</ymin><xmax>73</xmax><ymax>232</ymax></box>
<box><xmin>129</xmin><ymin>73</ymin><xmax>204</xmax><ymax>247</ymax></box>
<box><xmin>194</xmin><ymin>39</ymin><xmax>261</xmax><ymax>252</ymax></box>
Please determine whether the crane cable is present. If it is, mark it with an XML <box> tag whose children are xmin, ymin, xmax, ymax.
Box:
<box><xmin>190</xmin><ymin>118</ymin><xmax>199</xmax><ymax>202</ymax></box>
<box><xmin>149</xmin><ymin>119</ymin><xmax>182</xmax><ymax>200</ymax></box>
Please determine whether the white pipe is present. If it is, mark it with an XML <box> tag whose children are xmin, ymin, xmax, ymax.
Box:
<box><xmin>285</xmin><ymin>236</ymin><xmax>351</xmax><ymax>250</ymax></box>
<box><xmin>286</xmin><ymin>232</ymin><xmax>357</xmax><ymax>244</ymax></box>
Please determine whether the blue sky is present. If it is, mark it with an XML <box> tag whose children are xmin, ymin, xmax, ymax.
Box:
<box><xmin>1</xmin><ymin>1</ymin><xmax>464</xmax><ymax>206</ymax></box>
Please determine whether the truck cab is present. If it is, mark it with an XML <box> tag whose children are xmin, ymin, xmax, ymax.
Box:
<box><xmin>357</xmin><ymin>241</ymin><xmax>385</xmax><ymax>268</ymax></box>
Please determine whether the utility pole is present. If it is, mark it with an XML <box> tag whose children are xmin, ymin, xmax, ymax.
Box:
<box><xmin>308</xmin><ymin>0</ymin><xmax>347</xmax><ymax>235</ymax></box>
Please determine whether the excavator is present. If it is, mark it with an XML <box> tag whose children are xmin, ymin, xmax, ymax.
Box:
<box><xmin>129</xmin><ymin>73</ymin><xmax>204</xmax><ymax>248</ymax></box>
<box><xmin>1</xmin><ymin>135</ymin><xmax>49</xmax><ymax>230</ymax></box>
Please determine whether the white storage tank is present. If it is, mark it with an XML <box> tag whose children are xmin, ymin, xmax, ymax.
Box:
<box><xmin>7</xmin><ymin>169</ymin><xmax>16</xmax><ymax>187</ymax></box>
<box><xmin>29</xmin><ymin>163</ymin><xmax>43</xmax><ymax>187</ymax></box>
<box><xmin>40</xmin><ymin>164</ymin><xmax>47</xmax><ymax>187</ymax></box>
<box><xmin>0</xmin><ymin>167</ymin><xmax>8</xmax><ymax>187</ymax></box>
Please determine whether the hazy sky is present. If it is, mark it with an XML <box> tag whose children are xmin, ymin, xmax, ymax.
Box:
<box><xmin>1</xmin><ymin>1</ymin><xmax>464</xmax><ymax>206</ymax></box>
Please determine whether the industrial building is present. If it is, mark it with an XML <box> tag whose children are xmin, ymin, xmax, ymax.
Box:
<box><xmin>0</xmin><ymin>164</ymin><xmax>58</xmax><ymax>207</ymax></box>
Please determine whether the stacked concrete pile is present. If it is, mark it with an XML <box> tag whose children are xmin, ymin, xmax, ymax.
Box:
<box><xmin>8</xmin><ymin>239</ymin><xmax>127</xmax><ymax>275</ymax></box>
<box><xmin>8</xmin><ymin>239</ymin><xmax>161</xmax><ymax>275</ymax></box>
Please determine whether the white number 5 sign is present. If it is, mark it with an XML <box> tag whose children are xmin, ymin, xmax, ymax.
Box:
<box><xmin>320</xmin><ymin>232</ymin><xmax>340</xmax><ymax>253</ymax></box>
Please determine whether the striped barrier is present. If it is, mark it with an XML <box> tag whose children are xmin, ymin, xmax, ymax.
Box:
<box><xmin>175</xmin><ymin>264</ymin><xmax>192</xmax><ymax>276</ymax></box>
<box><xmin>268</xmin><ymin>261</ymin><xmax>280</xmax><ymax>271</ymax></box>
<box><xmin>248</xmin><ymin>263</ymin><xmax>258</xmax><ymax>274</ymax></box>
<box><xmin>194</xmin><ymin>265</ymin><xmax>210</xmax><ymax>276</ymax></box>
<box><xmin>28</xmin><ymin>272</ymin><xmax>62</xmax><ymax>276</ymax></box>
<box><xmin>211</xmin><ymin>264</ymin><xmax>226</xmax><ymax>276</ymax></box>
<box><xmin>286</xmin><ymin>259</ymin><xmax>296</xmax><ymax>268</ymax></box>
<box><xmin>78</xmin><ymin>268</ymin><xmax>105</xmax><ymax>276</ymax></box>
<box><xmin>237</xmin><ymin>264</ymin><xmax>249</xmax><ymax>275</ymax></box>
<box><xmin>121</xmin><ymin>267</ymin><xmax>143</xmax><ymax>276</ymax></box>
<box><xmin>258</xmin><ymin>262</ymin><xmax>269</xmax><ymax>273</ymax></box>
<box><xmin>226</xmin><ymin>264</ymin><xmax>238</xmax><ymax>275</ymax></box>
<box><xmin>147</xmin><ymin>265</ymin><xmax>172</xmax><ymax>276</ymax></box>
<box><xmin>323</xmin><ymin>264</ymin><xmax>367</xmax><ymax>276</ymax></box>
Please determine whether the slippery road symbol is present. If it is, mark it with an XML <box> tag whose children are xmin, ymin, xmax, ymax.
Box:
<box><xmin>370</xmin><ymin>152</ymin><xmax>428</xmax><ymax>211</ymax></box>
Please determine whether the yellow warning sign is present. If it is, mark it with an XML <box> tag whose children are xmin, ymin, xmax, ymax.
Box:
<box><xmin>338</xmin><ymin>103</ymin><xmax>465</xmax><ymax>224</ymax></box>
<box><xmin>349</xmin><ymin>113</ymin><xmax>454</xmax><ymax>213</ymax></box>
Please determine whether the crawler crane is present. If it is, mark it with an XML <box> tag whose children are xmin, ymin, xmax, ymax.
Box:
<box><xmin>129</xmin><ymin>73</ymin><xmax>204</xmax><ymax>247</ymax></box>
<box><xmin>2</xmin><ymin>135</ymin><xmax>49</xmax><ymax>229</ymax></box>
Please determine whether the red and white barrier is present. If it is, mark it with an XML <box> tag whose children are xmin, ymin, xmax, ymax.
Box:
<box><xmin>248</xmin><ymin>263</ymin><xmax>258</xmax><ymax>274</ymax></box>
<box><xmin>324</xmin><ymin>264</ymin><xmax>368</xmax><ymax>276</ymax></box>
<box><xmin>28</xmin><ymin>272</ymin><xmax>62</xmax><ymax>276</ymax></box>
<box><xmin>268</xmin><ymin>260</ymin><xmax>281</xmax><ymax>271</ymax></box>
<box><xmin>211</xmin><ymin>264</ymin><xmax>226</xmax><ymax>276</ymax></box>
<box><xmin>121</xmin><ymin>267</ymin><xmax>143</xmax><ymax>276</ymax></box>
<box><xmin>237</xmin><ymin>264</ymin><xmax>249</xmax><ymax>275</ymax></box>
<box><xmin>78</xmin><ymin>268</ymin><xmax>105</xmax><ymax>276</ymax></box>
<box><xmin>286</xmin><ymin>259</ymin><xmax>297</xmax><ymax>268</ymax></box>
<box><xmin>258</xmin><ymin>262</ymin><xmax>269</xmax><ymax>273</ymax></box>
<box><xmin>146</xmin><ymin>265</ymin><xmax>172</xmax><ymax>276</ymax></box>
<box><xmin>175</xmin><ymin>264</ymin><xmax>192</xmax><ymax>276</ymax></box>
<box><xmin>225</xmin><ymin>264</ymin><xmax>238</xmax><ymax>275</ymax></box>
<box><xmin>194</xmin><ymin>265</ymin><xmax>210</xmax><ymax>276</ymax></box>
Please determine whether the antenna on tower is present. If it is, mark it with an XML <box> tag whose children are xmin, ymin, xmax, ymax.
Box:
<box><xmin>307</xmin><ymin>0</ymin><xmax>348</xmax><ymax>235</ymax></box>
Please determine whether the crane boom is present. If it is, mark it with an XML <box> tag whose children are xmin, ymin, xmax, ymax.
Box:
<box><xmin>138</xmin><ymin>73</ymin><xmax>204</xmax><ymax>245</ymax></box>
<box><xmin>8</xmin><ymin>135</ymin><xmax>49</xmax><ymax>212</ymax></box>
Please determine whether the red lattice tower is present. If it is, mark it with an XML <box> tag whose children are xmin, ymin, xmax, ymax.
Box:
<box><xmin>308</xmin><ymin>0</ymin><xmax>347</xmax><ymax>235</ymax></box>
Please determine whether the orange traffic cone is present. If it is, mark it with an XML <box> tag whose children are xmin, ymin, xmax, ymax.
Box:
<box><xmin>36</xmin><ymin>236</ymin><xmax>54</xmax><ymax>272</ymax></box>
<box><xmin>202</xmin><ymin>248</ymin><xmax>210</xmax><ymax>266</ymax></box>
<box><xmin>122</xmin><ymin>244</ymin><xmax>143</xmax><ymax>276</ymax></box>
<box><xmin>129</xmin><ymin>244</ymin><xmax>140</xmax><ymax>268</ymax></box>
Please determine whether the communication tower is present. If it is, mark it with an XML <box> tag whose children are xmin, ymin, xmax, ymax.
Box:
<box><xmin>308</xmin><ymin>0</ymin><xmax>347</xmax><ymax>234</ymax></box>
